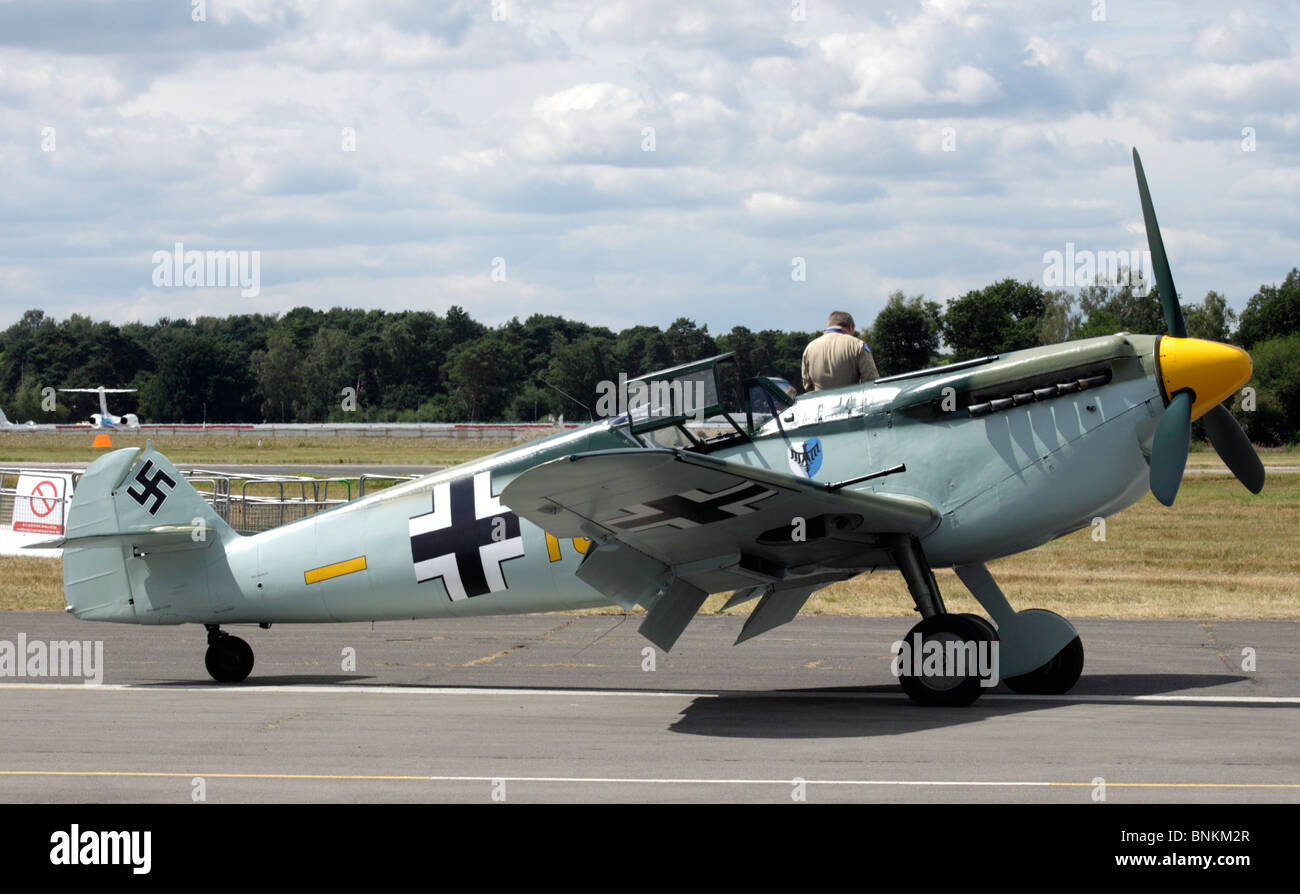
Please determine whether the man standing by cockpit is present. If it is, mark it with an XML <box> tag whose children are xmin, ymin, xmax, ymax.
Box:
<box><xmin>801</xmin><ymin>311</ymin><xmax>879</xmax><ymax>392</ymax></box>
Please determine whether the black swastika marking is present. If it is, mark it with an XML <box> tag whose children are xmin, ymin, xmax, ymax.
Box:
<box><xmin>126</xmin><ymin>459</ymin><xmax>176</xmax><ymax>516</ymax></box>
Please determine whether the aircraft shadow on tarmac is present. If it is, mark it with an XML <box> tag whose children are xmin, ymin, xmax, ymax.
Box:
<box><xmin>205</xmin><ymin>673</ymin><xmax>1290</xmax><ymax>741</ymax></box>
<box><xmin>152</xmin><ymin>675</ymin><xmax>372</xmax><ymax>686</ymax></box>
<box><xmin>151</xmin><ymin>670</ymin><xmax>1249</xmax><ymax>695</ymax></box>
<box><xmin>137</xmin><ymin>669</ymin><xmax>1291</xmax><ymax>742</ymax></box>
<box><xmin>145</xmin><ymin>669</ymin><xmax>1249</xmax><ymax>691</ymax></box>
<box><xmin>1056</xmin><ymin>673</ymin><xmax>1252</xmax><ymax>697</ymax></box>
<box><xmin>670</xmin><ymin>673</ymin><xmax>1269</xmax><ymax>739</ymax></box>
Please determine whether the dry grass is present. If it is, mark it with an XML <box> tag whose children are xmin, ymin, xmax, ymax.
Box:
<box><xmin>0</xmin><ymin>432</ymin><xmax>532</xmax><ymax>467</ymax></box>
<box><xmin>2</xmin><ymin>431</ymin><xmax>1293</xmax><ymax>470</ymax></box>
<box><xmin>1186</xmin><ymin>444</ymin><xmax>1297</xmax><ymax>469</ymax></box>
<box><xmin>0</xmin><ymin>556</ymin><xmax>63</xmax><ymax>610</ymax></box>
<box><xmin>729</xmin><ymin>471</ymin><xmax>1300</xmax><ymax>619</ymax></box>
<box><xmin>581</xmin><ymin>472</ymin><xmax>1300</xmax><ymax>620</ymax></box>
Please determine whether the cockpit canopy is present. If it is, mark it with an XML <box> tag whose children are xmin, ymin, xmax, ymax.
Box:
<box><xmin>613</xmin><ymin>352</ymin><xmax>796</xmax><ymax>450</ymax></box>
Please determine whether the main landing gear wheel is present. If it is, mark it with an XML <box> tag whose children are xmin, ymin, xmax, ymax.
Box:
<box><xmin>205</xmin><ymin>628</ymin><xmax>254</xmax><ymax>683</ymax></box>
<box><xmin>1004</xmin><ymin>635</ymin><xmax>1084</xmax><ymax>695</ymax></box>
<box><xmin>956</xmin><ymin>613</ymin><xmax>998</xmax><ymax>643</ymax></box>
<box><xmin>896</xmin><ymin>614</ymin><xmax>993</xmax><ymax>707</ymax></box>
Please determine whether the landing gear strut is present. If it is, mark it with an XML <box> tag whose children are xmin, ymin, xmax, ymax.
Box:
<box><xmin>886</xmin><ymin>540</ymin><xmax>1087</xmax><ymax>705</ymax></box>
<box><xmin>204</xmin><ymin>625</ymin><xmax>254</xmax><ymax>683</ymax></box>
<box><xmin>887</xmin><ymin>535</ymin><xmax>997</xmax><ymax>706</ymax></box>
<box><xmin>953</xmin><ymin>565</ymin><xmax>1084</xmax><ymax>695</ymax></box>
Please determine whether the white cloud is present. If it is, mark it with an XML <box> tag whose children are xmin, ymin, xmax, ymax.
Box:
<box><xmin>1193</xmin><ymin>12</ymin><xmax>1290</xmax><ymax>63</ymax></box>
<box><xmin>0</xmin><ymin>0</ymin><xmax>1297</xmax><ymax>335</ymax></box>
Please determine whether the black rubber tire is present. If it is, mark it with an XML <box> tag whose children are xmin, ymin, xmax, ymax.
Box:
<box><xmin>1003</xmin><ymin>636</ymin><xmax>1084</xmax><ymax>695</ymax></box>
<box><xmin>957</xmin><ymin>613</ymin><xmax>998</xmax><ymax>643</ymax></box>
<box><xmin>896</xmin><ymin>614</ymin><xmax>990</xmax><ymax>707</ymax></box>
<box><xmin>205</xmin><ymin>635</ymin><xmax>254</xmax><ymax>683</ymax></box>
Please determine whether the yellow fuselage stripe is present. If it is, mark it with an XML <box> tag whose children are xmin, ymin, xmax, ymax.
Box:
<box><xmin>304</xmin><ymin>556</ymin><xmax>367</xmax><ymax>585</ymax></box>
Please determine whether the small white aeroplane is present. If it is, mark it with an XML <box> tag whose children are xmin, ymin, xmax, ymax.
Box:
<box><xmin>58</xmin><ymin>387</ymin><xmax>140</xmax><ymax>429</ymax></box>
<box><xmin>0</xmin><ymin>406</ymin><xmax>39</xmax><ymax>430</ymax></box>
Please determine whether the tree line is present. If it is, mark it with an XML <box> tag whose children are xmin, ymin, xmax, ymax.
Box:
<box><xmin>1</xmin><ymin>267</ymin><xmax>1296</xmax><ymax>445</ymax></box>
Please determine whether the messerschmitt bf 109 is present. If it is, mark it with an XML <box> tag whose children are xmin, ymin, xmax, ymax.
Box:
<box><xmin>39</xmin><ymin>151</ymin><xmax>1264</xmax><ymax>705</ymax></box>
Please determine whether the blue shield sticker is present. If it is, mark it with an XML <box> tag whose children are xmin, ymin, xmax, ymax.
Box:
<box><xmin>788</xmin><ymin>437</ymin><xmax>824</xmax><ymax>478</ymax></box>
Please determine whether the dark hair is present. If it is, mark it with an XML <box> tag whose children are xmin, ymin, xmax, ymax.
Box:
<box><xmin>827</xmin><ymin>311</ymin><xmax>854</xmax><ymax>330</ymax></box>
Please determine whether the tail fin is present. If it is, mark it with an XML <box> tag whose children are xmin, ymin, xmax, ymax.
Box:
<box><xmin>0</xmin><ymin>406</ymin><xmax>9</xmax><ymax>427</ymax></box>
<box><xmin>59</xmin><ymin>441</ymin><xmax>239</xmax><ymax>624</ymax></box>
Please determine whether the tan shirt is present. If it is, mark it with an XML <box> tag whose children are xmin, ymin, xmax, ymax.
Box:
<box><xmin>801</xmin><ymin>329</ymin><xmax>879</xmax><ymax>391</ymax></box>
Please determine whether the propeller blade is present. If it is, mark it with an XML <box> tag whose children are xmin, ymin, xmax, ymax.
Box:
<box><xmin>1202</xmin><ymin>404</ymin><xmax>1266</xmax><ymax>494</ymax></box>
<box><xmin>1132</xmin><ymin>148</ymin><xmax>1187</xmax><ymax>338</ymax></box>
<box><xmin>1150</xmin><ymin>390</ymin><xmax>1192</xmax><ymax>506</ymax></box>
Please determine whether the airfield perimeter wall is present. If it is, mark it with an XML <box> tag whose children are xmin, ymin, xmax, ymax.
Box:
<box><xmin>39</xmin><ymin>422</ymin><xmax>584</xmax><ymax>440</ymax></box>
<box><xmin>26</xmin><ymin>420</ymin><xmax>739</xmax><ymax>439</ymax></box>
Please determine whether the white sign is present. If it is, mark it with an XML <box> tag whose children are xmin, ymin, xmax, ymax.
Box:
<box><xmin>12</xmin><ymin>473</ymin><xmax>73</xmax><ymax>535</ymax></box>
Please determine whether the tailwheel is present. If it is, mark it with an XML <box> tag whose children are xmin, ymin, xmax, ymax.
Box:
<box><xmin>205</xmin><ymin>627</ymin><xmax>254</xmax><ymax>683</ymax></box>
<box><xmin>895</xmin><ymin>614</ymin><xmax>994</xmax><ymax>707</ymax></box>
<box><xmin>1003</xmin><ymin>635</ymin><xmax>1084</xmax><ymax>695</ymax></box>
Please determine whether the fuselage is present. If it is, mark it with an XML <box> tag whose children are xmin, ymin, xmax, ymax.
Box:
<box><xmin>80</xmin><ymin>333</ymin><xmax>1165</xmax><ymax>627</ymax></box>
<box><xmin>90</xmin><ymin>413</ymin><xmax>139</xmax><ymax>429</ymax></box>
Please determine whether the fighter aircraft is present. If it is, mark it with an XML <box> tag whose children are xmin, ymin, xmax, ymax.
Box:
<box><xmin>58</xmin><ymin>386</ymin><xmax>140</xmax><ymax>429</ymax></box>
<box><xmin>40</xmin><ymin>151</ymin><xmax>1264</xmax><ymax>705</ymax></box>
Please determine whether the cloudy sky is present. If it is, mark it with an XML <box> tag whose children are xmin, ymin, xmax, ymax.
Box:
<box><xmin>1</xmin><ymin>0</ymin><xmax>1297</xmax><ymax>335</ymax></box>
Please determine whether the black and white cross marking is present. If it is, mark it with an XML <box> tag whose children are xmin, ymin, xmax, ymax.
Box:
<box><xmin>604</xmin><ymin>480</ymin><xmax>777</xmax><ymax>534</ymax></box>
<box><xmin>126</xmin><ymin>459</ymin><xmax>176</xmax><ymax>516</ymax></box>
<box><xmin>408</xmin><ymin>471</ymin><xmax>524</xmax><ymax>601</ymax></box>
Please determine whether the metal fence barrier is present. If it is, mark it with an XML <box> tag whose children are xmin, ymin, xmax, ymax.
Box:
<box><xmin>0</xmin><ymin>468</ymin><xmax>421</xmax><ymax>540</ymax></box>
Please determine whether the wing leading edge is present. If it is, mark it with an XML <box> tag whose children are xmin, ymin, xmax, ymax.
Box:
<box><xmin>501</xmin><ymin>448</ymin><xmax>939</xmax><ymax>650</ymax></box>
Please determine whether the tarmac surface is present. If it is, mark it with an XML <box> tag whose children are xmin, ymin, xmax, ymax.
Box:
<box><xmin>1</xmin><ymin>611</ymin><xmax>1297</xmax><ymax>803</ymax></box>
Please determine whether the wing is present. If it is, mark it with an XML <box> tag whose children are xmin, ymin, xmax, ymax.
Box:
<box><xmin>502</xmin><ymin>448</ymin><xmax>939</xmax><ymax>650</ymax></box>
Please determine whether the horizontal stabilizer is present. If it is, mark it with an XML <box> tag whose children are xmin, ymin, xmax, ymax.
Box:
<box><xmin>24</xmin><ymin>522</ymin><xmax>216</xmax><ymax>551</ymax></box>
<box><xmin>58</xmin><ymin>387</ymin><xmax>138</xmax><ymax>393</ymax></box>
